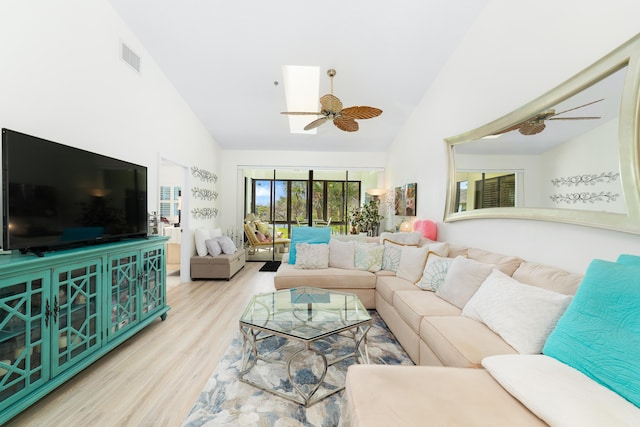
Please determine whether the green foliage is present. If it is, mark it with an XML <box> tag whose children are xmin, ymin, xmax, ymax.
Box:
<box><xmin>349</xmin><ymin>200</ymin><xmax>383</xmax><ymax>235</ymax></box>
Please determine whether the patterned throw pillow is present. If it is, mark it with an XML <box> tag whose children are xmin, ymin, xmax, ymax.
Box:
<box><xmin>418</xmin><ymin>254</ymin><xmax>454</xmax><ymax>291</ymax></box>
<box><xmin>294</xmin><ymin>243</ymin><xmax>329</xmax><ymax>269</ymax></box>
<box><xmin>354</xmin><ymin>243</ymin><xmax>384</xmax><ymax>272</ymax></box>
<box><xmin>381</xmin><ymin>241</ymin><xmax>405</xmax><ymax>272</ymax></box>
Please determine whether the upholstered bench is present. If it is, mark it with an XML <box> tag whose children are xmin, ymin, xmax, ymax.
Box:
<box><xmin>190</xmin><ymin>248</ymin><xmax>246</xmax><ymax>280</ymax></box>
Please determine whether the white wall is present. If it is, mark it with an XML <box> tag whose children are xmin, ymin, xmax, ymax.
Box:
<box><xmin>0</xmin><ymin>1</ymin><xmax>222</xmax><ymax>278</ymax></box>
<box><xmin>386</xmin><ymin>0</ymin><xmax>640</xmax><ymax>273</ymax></box>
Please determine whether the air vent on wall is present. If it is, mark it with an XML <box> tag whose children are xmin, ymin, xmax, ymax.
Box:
<box><xmin>121</xmin><ymin>42</ymin><xmax>140</xmax><ymax>72</ymax></box>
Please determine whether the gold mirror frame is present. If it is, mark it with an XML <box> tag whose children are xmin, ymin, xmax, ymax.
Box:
<box><xmin>444</xmin><ymin>34</ymin><xmax>640</xmax><ymax>234</ymax></box>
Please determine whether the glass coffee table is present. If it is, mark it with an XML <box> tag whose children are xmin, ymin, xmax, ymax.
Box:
<box><xmin>239</xmin><ymin>287</ymin><xmax>372</xmax><ymax>406</ymax></box>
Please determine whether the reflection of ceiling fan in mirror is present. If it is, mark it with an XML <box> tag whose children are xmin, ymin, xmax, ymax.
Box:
<box><xmin>497</xmin><ymin>98</ymin><xmax>604</xmax><ymax>136</ymax></box>
<box><xmin>281</xmin><ymin>69</ymin><xmax>382</xmax><ymax>132</ymax></box>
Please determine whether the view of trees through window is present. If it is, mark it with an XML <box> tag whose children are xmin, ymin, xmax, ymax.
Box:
<box><xmin>252</xmin><ymin>178</ymin><xmax>361</xmax><ymax>234</ymax></box>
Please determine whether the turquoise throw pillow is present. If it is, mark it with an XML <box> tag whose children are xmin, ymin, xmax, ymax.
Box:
<box><xmin>288</xmin><ymin>226</ymin><xmax>331</xmax><ymax>264</ymax></box>
<box><xmin>617</xmin><ymin>253</ymin><xmax>640</xmax><ymax>267</ymax></box>
<box><xmin>542</xmin><ymin>259</ymin><xmax>640</xmax><ymax>407</ymax></box>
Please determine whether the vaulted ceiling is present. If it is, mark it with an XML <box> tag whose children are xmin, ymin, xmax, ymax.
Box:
<box><xmin>108</xmin><ymin>1</ymin><xmax>488</xmax><ymax>152</ymax></box>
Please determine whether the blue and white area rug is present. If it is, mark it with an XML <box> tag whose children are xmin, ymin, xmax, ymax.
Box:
<box><xmin>182</xmin><ymin>311</ymin><xmax>413</xmax><ymax>427</ymax></box>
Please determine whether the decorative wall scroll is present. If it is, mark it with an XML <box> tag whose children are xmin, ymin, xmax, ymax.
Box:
<box><xmin>190</xmin><ymin>165</ymin><xmax>219</xmax><ymax>220</ymax></box>
<box><xmin>549</xmin><ymin>171</ymin><xmax>621</xmax><ymax>205</ymax></box>
<box><xmin>551</xmin><ymin>172</ymin><xmax>619</xmax><ymax>187</ymax></box>
<box><xmin>191</xmin><ymin>166</ymin><xmax>218</xmax><ymax>183</ymax></box>
<box><xmin>191</xmin><ymin>187</ymin><xmax>219</xmax><ymax>201</ymax></box>
<box><xmin>191</xmin><ymin>207</ymin><xmax>218</xmax><ymax>219</ymax></box>
<box><xmin>549</xmin><ymin>192</ymin><xmax>620</xmax><ymax>204</ymax></box>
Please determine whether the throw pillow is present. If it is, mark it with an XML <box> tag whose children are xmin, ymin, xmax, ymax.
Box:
<box><xmin>205</xmin><ymin>238</ymin><xmax>222</xmax><ymax>257</ymax></box>
<box><xmin>543</xmin><ymin>259</ymin><xmax>640</xmax><ymax>408</ymax></box>
<box><xmin>436</xmin><ymin>256</ymin><xmax>493</xmax><ymax>308</ymax></box>
<box><xmin>462</xmin><ymin>269</ymin><xmax>573</xmax><ymax>354</ymax></box>
<box><xmin>422</xmin><ymin>241</ymin><xmax>449</xmax><ymax>257</ymax></box>
<box><xmin>354</xmin><ymin>243</ymin><xmax>384</xmax><ymax>272</ymax></box>
<box><xmin>617</xmin><ymin>253</ymin><xmax>640</xmax><ymax>267</ymax></box>
<box><xmin>256</xmin><ymin>221</ymin><xmax>272</xmax><ymax>238</ymax></box>
<box><xmin>216</xmin><ymin>235</ymin><xmax>237</xmax><ymax>254</ymax></box>
<box><xmin>288</xmin><ymin>226</ymin><xmax>332</xmax><ymax>264</ymax></box>
<box><xmin>418</xmin><ymin>254</ymin><xmax>454</xmax><ymax>291</ymax></box>
<box><xmin>329</xmin><ymin>239</ymin><xmax>356</xmax><ymax>269</ymax></box>
<box><xmin>381</xmin><ymin>241</ymin><xmax>405</xmax><ymax>272</ymax></box>
<box><xmin>256</xmin><ymin>231</ymin><xmax>270</xmax><ymax>242</ymax></box>
<box><xmin>379</xmin><ymin>231</ymin><xmax>422</xmax><ymax>246</ymax></box>
<box><xmin>396</xmin><ymin>245</ymin><xmax>429</xmax><ymax>283</ymax></box>
<box><xmin>294</xmin><ymin>243</ymin><xmax>329</xmax><ymax>269</ymax></box>
<box><xmin>194</xmin><ymin>228</ymin><xmax>213</xmax><ymax>256</ymax></box>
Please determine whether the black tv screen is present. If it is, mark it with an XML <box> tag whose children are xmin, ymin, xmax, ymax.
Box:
<box><xmin>2</xmin><ymin>128</ymin><xmax>148</xmax><ymax>253</ymax></box>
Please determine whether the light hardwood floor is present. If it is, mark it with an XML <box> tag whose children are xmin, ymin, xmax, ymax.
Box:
<box><xmin>5</xmin><ymin>261</ymin><xmax>276</xmax><ymax>427</ymax></box>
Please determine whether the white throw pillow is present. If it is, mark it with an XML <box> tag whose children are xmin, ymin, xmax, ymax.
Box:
<box><xmin>379</xmin><ymin>231</ymin><xmax>422</xmax><ymax>246</ymax></box>
<box><xmin>436</xmin><ymin>256</ymin><xmax>493</xmax><ymax>308</ymax></box>
<box><xmin>329</xmin><ymin>239</ymin><xmax>355</xmax><ymax>269</ymax></box>
<box><xmin>418</xmin><ymin>254</ymin><xmax>454</xmax><ymax>291</ymax></box>
<box><xmin>205</xmin><ymin>238</ymin><xmax>222</xmax><ymax>256</ymax></box>
<box><xmin>482</xmin><ymin>355</ymin><xmax>640</xmax><ymax>426</ymax></box>
<box><xmin>194</xmin><ymin>228</ymin><xmax>213</xmax><ymax>256</ymax></box>
<box><xmin>294</xmin><ymin>243</ymin><xmax>329</xmax><ymax>269</ymax></box>
<box><xmin>463</xmin><ymin>269</ymin><xmax>573</xmax><ymax>354</ymax></box>
<box><xmin>216</xmin><ymin>235</ymin><xmax>237</xmax><ymax>254</ymax></box>
<box><xmin>354</xmin><ymin>243</ymin><xmax>384</xmax><ymax>272</ymax></box>
<box><xmin>422</xmin><ymin>241</ymin><xmax>449</xmax><ymax>257</ymax></box>
<box><xmin>396</xmin><ymin>246</ymin><xmax>430</xmax><ymax>283</ymax></box>
<box><xmin>194</xmin><ymin>227</ymin><xmax>222</xmax><ymax>256</ymax></box>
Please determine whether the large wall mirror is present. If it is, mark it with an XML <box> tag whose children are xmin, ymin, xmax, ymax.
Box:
<box><xmin>444</xmin><ymin>33</ymin><xmax>640</xmax><ymax>234</ymax></box>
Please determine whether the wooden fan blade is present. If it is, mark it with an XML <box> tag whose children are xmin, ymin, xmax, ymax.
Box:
<box><xmin>320</xmin><ymin>94</ymin><xmax>343</xmax><ymax>113</ymax></box>
<box><xmin>333</xmin><ymin>117</ymin><xmax>358</xmax><ymax>132</ymax></box>
<box><xmin>304</xmin><ymin>117</ymin><xmax>330</xmax><ymax>131</ymax></box>
<box><xmin>548</xmin><ymin>116</ymin><xmax>601</xmax><ymax>120</ymax></box>
<box><xmin>281</xmin><ymin>111</ymin><xmax>322</xmax><ymax>115</ymax></box>
<box><xmin>519</xmin><ymin>122</ymin><xmax>546</xmax><ymax>135</ymax></box>
<box><xmin>341</xmin><ymin>106</ymin><xmax>383</xmax><ymax>120</ymax></box>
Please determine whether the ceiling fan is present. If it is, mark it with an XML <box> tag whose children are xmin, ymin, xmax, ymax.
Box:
<box><xmin>496</xmin><ymin>98</ymin><xmax>604</xmax><ymax>136</ymax></box>
<box><xmin>281</xmin><ymin>69</ymin><xmax>382</xmax><ymax>132</ymax></box>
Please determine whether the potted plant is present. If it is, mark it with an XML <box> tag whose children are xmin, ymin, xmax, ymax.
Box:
<box><xmin>349</xmin><ymin>200</ymin><xmax>384</xmax><ymax>236</ymax></box>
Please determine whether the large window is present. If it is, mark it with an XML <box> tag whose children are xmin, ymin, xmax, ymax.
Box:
<box><xmin>251</xmin><ymin>178</ymin><xmax>360</xmax><ymax>233</ymax></box>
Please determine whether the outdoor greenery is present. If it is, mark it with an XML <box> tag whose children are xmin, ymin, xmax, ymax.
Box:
<box><xmin>253</xmin><ymin>179</ymin><xmax>361</xmax><ymax>233</ymax></box>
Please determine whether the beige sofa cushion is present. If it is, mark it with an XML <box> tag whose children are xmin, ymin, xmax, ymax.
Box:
<box><xmin>274</xmin><ymin>263</ymin><xmax>376</xmax><ymax>290</ymax></box>
<box><xmin>345</xmin><ymin>365</ymin><xmax>546</xmax><ymax>427</ymax></box>
<box><xmin>420</xmin><ymin>316</ymin><xmax>517</xmax><ymax>368</ymax></box>
<box><xmin>375</xmin><ymin>275</ymin><xmax>418</xmax><ymax>306</ymax></box>
<box><xmin>467</xmin><ymin>247</ymin><xmax>524</xmax><ymax>276</ymax></box>
<box><xmin>393</xmin><ymin>290</ymin><xmax>461</xmax><ymax>333</ymax></box>
<box><xmin>512</xmin><ymin>261</ymin><xmax>583</xmax><ymax>295</ymax></box>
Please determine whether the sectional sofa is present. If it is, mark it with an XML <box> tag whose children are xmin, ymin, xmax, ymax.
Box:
<box><xmin>274</xmin><ymin>230</ymin><xmax>640</xmax><ymax>425</ymax></box>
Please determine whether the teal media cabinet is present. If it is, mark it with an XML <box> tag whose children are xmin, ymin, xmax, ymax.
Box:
<box><xmin>0</xmin><ymin>236</ymin><xmax>170</xmax><ymax>424</ymax></box>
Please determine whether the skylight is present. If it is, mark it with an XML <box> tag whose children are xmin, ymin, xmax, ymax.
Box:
<box><xmin>282</xmin><ymin>65</ymin><xmax>320</xmax><ymax>134</ymax></box>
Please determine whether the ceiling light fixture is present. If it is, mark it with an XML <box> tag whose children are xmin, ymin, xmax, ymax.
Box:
<box><xmin>282</xmin><ymin>65</ymin><xmax>320</xmax><ymax>134</ymax></box>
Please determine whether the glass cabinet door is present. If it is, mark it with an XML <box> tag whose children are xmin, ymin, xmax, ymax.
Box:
<box><xmin>51</xmin><ymin>261</ymin><xmax>102</xmax><ymax>376</ymax></box>
<box><xmin>107</xmin><ymin>251</ymin><xmax>139</xmax><ymax>340</ymax></box>
<box><xmin>140</xmin><ymin>245</ymin><xmax>165</xmax><ymax>320</ymax></box>
<box><xmin>0</xmin><ymin>272</ymin><xmax>49</xmax><ymax>411</ymax></box>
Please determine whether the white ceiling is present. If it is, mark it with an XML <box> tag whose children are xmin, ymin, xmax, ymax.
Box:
<box><xmin>108</xmin><ymin>0</ymin><xmax>488</xmax><ymax>152</ymax></box>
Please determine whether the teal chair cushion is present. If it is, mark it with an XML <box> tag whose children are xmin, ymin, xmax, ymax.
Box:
<box><xmin>288</xmin><ymin>226</ymin><xmax>331</xmax><ymax>264</ymax></box>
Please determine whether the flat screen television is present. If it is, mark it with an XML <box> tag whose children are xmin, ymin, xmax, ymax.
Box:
<box><xmin>2</xmin><ymin>128</ymin><xmax>148</xmax><ymax>255</ymax></box>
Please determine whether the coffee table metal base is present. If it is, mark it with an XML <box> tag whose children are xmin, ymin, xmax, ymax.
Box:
<box><xmin>239</xmin><ymin>322</ymin><xmax>371</xmax><ymax>407</ymax></box>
